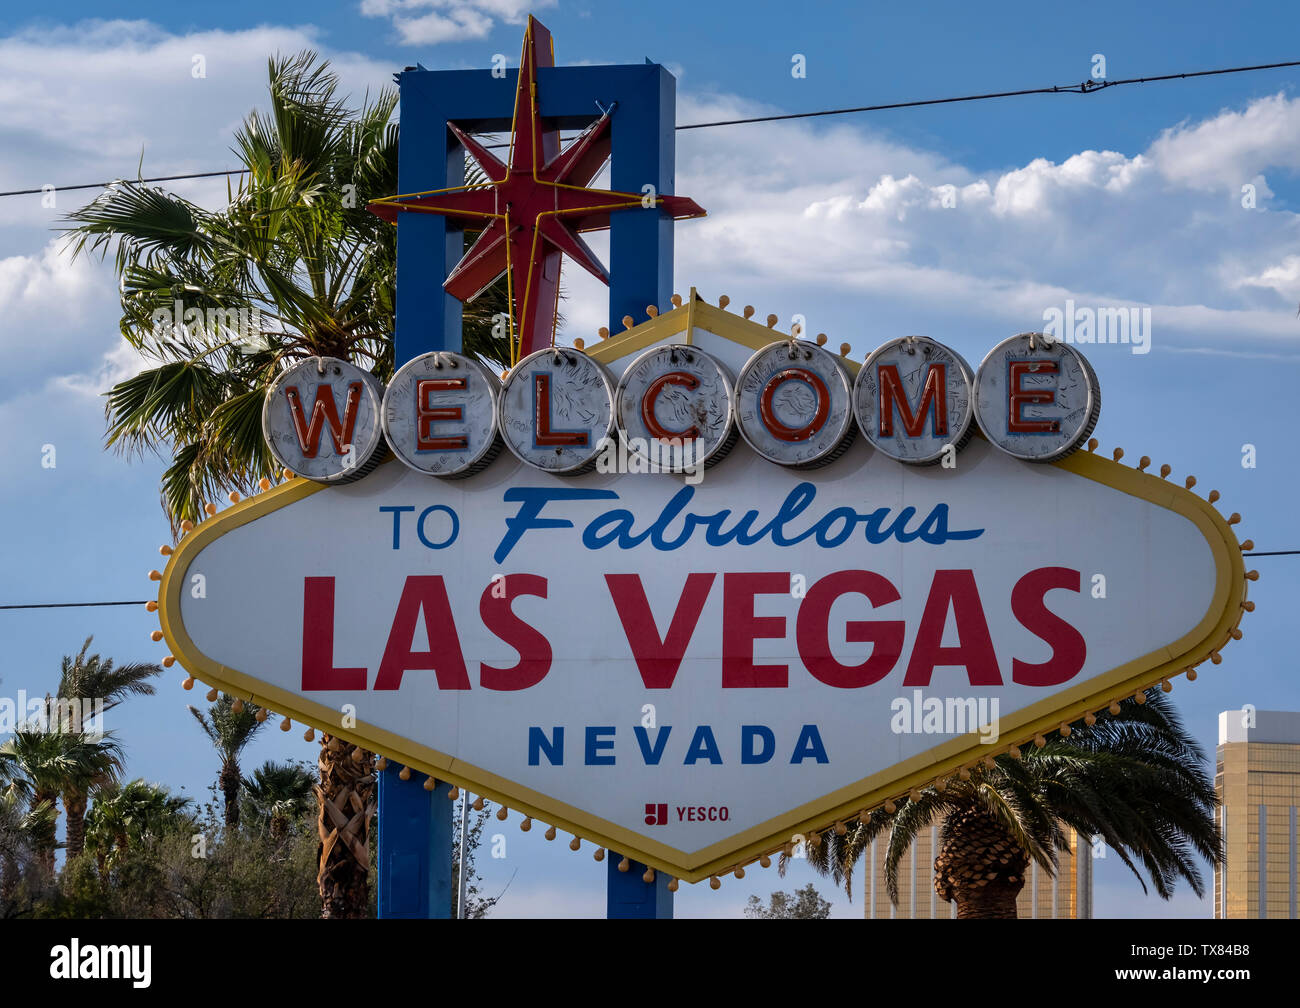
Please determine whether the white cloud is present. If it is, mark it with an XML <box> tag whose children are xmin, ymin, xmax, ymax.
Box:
<box><xmin>1235</xmin><ymin>253</ymin><xmax>1300</xmax><ymax>299</ymax></box>
<box><xmin>359</xmin><ymin>0</ymin><xmax>556</xmax><ymax>46</ymax></box>
<box><xmin>0</xmin><ymin>21</ymin><xmax>398</xmax><ymax>403</ymax></box>
<box><xmin>1149</xmin><ymin>92</ymin><xmax>1300</xmax><ymax>192</ymax></box>
<box><xmin>0</xmin><ymin>18</ymin><xmax>406</xmax><ymax>307</ymax></box>
<box><xmin>0</xmin><ymin>240</ymin><xmax>117</xmax><ymax>400</ymax></box>
<box><xmin>604</xmin><ymin>88</ymin><xmax>1300</xmax><ymax>356</ymax></box>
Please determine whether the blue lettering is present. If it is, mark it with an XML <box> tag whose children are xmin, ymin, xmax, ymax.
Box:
<box><xmin>416</xmin><ymin>504</ymin><xmax>459</xmax><ymax>549</ymax></box>
<box><xmin>813</xmin><ymin>506</ymin><xmax>859</xmax><ymax>548</ymax></box>
<box><xmin>495</xmin><ymin>484</ymin><xmax>983</xmax><ymax>561</ymax></box>
<box><xmin>634</xmin><ymin>725</ymin><xmax>672</xmax><ymax>765</ymax></box>
<box><xmin>379</xmin><ymin>505</ymin><xmax>415</xmax><ymax>549</ymax></box>
<box><xmin>741</xmin><ymin>725</ymin><xmax>775</xmax><ymax>764</ymax></box>
<box><xmin>767</xmin><ymin>482</ymin><xmax>819</xmax><ymax>546</ymax></box>
<box><xmin>790</xmin><ymin>724</ymin><xmax>830</xmax><ymax>764</ymax></box>
<box><xmin>496</xmin><ymin>487</ymin><xmax>619</xmax><ymax>563</ymax></box>
<box><xmin>919</xmin><ymin>503</ymin><xmax>981</xmax><ymax>543</ymax></box>
<box><xmin>581</xmin><ymin>509</ymin><xmax>651</xmax><ymax>550</ymax></box>
<box><xmin>585</xmin><ymin>726</ymin><xmax>616</xmax><ymax>766</ymax></box>
<box><xmin>648</xmin><ymin>486</ymin><xmax>698</xmax><ymax>549</ymax></box>
<box><xmin>684</xmin><ymin>725</ymin><xmax>722</xmax><ymax>765</ymax></box>
<box><xmin>528</xmin><ymin>726</ymin><xmax>564</xmax><ymax>766</ymax></box>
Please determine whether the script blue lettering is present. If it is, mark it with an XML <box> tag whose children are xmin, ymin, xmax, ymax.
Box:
<box><xmin>496</xmin><ymin>487</ymin><xmax>619</xmax><ymax>563</ymax></box>
<box><xmin>494</xmin><ymin>483</ymin><xmax>983</xmax><ymax>561</ymax></box>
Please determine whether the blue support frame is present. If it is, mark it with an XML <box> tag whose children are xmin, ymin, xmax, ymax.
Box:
<box><xmin>608</xmin><ymin>854</ymin><xmax>674</xmax><ymax>919</ymax></box>
<box><xmin>393</xmin><ymin>63</ymin><xmax>679</xmax><ymax>361</ymax></box>
<box><xmin>379</xmin><ymin>59</ymin><xmax>680</xmax><ymax>921</ymax></box>
<box><xmin>377</xmin><ymin>764</ymin><xmax>453</xmax><ymax>918</ymax></box>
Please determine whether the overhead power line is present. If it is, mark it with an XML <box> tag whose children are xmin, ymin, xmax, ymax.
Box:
<box><xmin>675</xmin><ymin>58</ymin><xmax>1300</xmax><ymax>130</ymax></box>
<box><xmin>0</xmin><ymin>601</ymin><xmax>150</xmax><ymax>611</ymax></box>
<box><xmin>0</xmin><ymin>169</ymin><xmax>256</xmax><ymax>199</ymax></box>
<box><xmin>1</xmin><ymin>57</ymin><xmax>1297</xmax><ymax>198</ymax></box>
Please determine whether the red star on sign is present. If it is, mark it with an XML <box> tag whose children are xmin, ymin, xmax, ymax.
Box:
<box><xmin>369</xmin><ymin>16</ymin><xmax>706</xmax><ymax>361</ymax></box>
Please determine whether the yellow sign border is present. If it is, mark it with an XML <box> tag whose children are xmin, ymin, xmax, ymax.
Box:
<box><xmin>158</xmin><ymin>303</ymin><xmax>1247</xmax><ymax>884</ymax></box>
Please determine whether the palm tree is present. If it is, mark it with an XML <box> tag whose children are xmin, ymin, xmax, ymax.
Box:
<box><xmin>315</xmin><ymin>734</ymin><xmax>378</xmax><ymax>919</ymax></box>
<box><xmin>792</xmin><ymin>688</ymin><xmax>1221</xmax><ymax>918</ymax></box>
<box><xmin>189</xmin><ymin>694</ymin><xmax>268</xmax><ymax>830</ymax></box>
<box><xmin>84</xmin><ymin>779</ymin><xmax>193</xmax><ymax>874</ymax></box>
<box><xmin>63</xmin><ymin>51</ymin><xmax>511</xmax><ymax>919</ymax></box>
<box><xmin>62</xmin><ymin>50</ymin><xmax>510</xmax><ymax>526</ymax></box>
<box><xmin>51</xmin><ymin>637</ymin><xmax>161</xmax><ymax>858</ymax></box>
<box><xmin>241</xmin><ymin>760</ymin><xmax>314</xmax><ymax>843</ymax></box>
<box><xmin>0</xmin><ymin>786</ymin><xmax>56</xmax><ymax>904</ymax></box>
<box><xmin>55</xmin><ymin>637</ymin><xmax>161</xmax><ymax>714</ymax></box>
<box><xmin>0</xmin><ymin>731</ymin><xmax>124</xmax><ymax>876</ymax></box>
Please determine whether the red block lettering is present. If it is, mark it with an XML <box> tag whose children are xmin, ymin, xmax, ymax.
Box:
<box><xmin>301</xmin><ymin>577</ymin><xmax>367</xmax><ymax>691</ymax></box>
<box><xmin>375</xmin><ymin>575</ymin><xmax>470</xmax><ymax>690</ymax></box>
<box><xmin>641</xmin><ymin>372</ymin><xmax>701</xmax><ymax>442</ymax></box>
<box><xmin>417</xmin><ymin>377</ymin><xmax>468</xmax><ymax>451</ymax></box>
<box><xmin>1007</xmin><ymin>360</ymin><xmax>1059</xmax><ymax>434</ymax></box>
<box><xmin>606</xmin><ymin>573</ymin><xmax>715</xmax><ymax>689</ymax></box>
<box><xmin>722</xmin><ymin>572</ymin><xmax>789</xmax><ymax>688</ymax></box>
<box><xmin>480</xmin><ymin>574</ymin><xmax>552</xmax><ymax>690</ymax></box>
<box><xmin>1011</xmin><ymin>566</ymin><xmax>1086</xmax><ymax>686</ymax></box>
<box><xmin>904</xmin><ymin>570</ymin><xmax>1002</xmax><ymax>686</ymax></box>
<box><xmin>759</xmin><ymin>369</ymin><xmax>829</xmax><ymax>443</ymax></box>
<box><xmin>285</xmin><ymin>381</ymin><xmax>362</xmax><ymax>458</ymax></box>
<box><xmin>796</xmin><ymin>570</ymin><xmax>905</xmax><ymax>688</ymax></box>
<box><xmin>878</xmin><ymin>363</ymin><xmax>947</xmax><ymax>438</ymax></box>
<box><xmin>533</xmin><ymin>372</ymin><xmax>588</xmax><ymax>447</ymax></box>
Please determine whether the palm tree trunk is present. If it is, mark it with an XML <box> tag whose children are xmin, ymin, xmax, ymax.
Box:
<box><xmin>32</xmin><ymin>789</ymin><xmax>58</xmax><ymax>878</ymax></box>
<box><xmin>934</xmin><ymin>804</ymin><xmax>1029</xmax><ymax>920</ymax></box>
<box><xmin>63</xmin><ymin>790</ymin><xmax>87</xmax><ymax>860</ymax></box>
<box><xmin>316</xmin><ymin>735</ymin><xmax>376</xmax><ymax>919</ymax></box>
<box><xmin>1</xmin><ymin>852</ymin><xmax>17</xmax><ymax>902</ymax></box>
<box><xmin>219</xmin><ymin>761</ymin><xmax>241</xmax><ymax>830</ymax></box>
<box><xmin>951</xmin><ymin>879</ymin><xmax>1024</xmax><ymax>918</ymax></box>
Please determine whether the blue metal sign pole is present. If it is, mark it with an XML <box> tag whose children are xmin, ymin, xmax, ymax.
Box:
<box><xmin>376</xmin><ymin>764</ymin><xmax>452</xmax><ymax>918</ymax></box>
<box><xmin>378</xmin><ymin>58</ymin><xmax>680</xmax><ymax>920</ymax></box>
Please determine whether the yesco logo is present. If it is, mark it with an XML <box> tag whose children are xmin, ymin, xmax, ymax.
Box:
<box><xmin>645</xmin><ymin>803</ymin><xmax>731</xmax><ymax>824</ymax></box>
<box><xmin>49</xmin><ymin>941</ymin><xmax>151</xmax><ymax>988</ymax></box>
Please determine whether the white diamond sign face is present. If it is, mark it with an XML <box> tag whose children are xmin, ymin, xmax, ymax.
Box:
<box><xmin>162</xmin><ymin>312</ymin><xmax>1245</xmax><ymax>883</ymax></box>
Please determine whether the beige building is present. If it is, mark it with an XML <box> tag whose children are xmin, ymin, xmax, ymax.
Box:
<box><xmin>863</xmin><ymin>826</ymin><xmax>1092</xmax><ymax>918</ymax></box>
<box><xmin>1215</xmin><ymin>709</ymin><xmax>1300</xmax><ymax>919</ymax></box>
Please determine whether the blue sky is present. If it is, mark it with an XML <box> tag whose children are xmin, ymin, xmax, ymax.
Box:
<box><xmin>1</xmin><ymin>0</ymin><xmax>1298</xmax><ymax>918</ymax></box>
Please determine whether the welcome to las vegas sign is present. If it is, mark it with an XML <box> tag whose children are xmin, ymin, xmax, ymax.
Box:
<box><xmin>152</xmin><ymin>294</ymin><xmax>1250</xmax><ymax>885</ymax></box>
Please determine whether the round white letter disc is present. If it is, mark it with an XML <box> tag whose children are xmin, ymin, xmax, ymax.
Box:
<box><xmin>854</xmin><ymin>336</ymin><xmax>975</xmax><ymax>465</ymax></box>
<box><xmin>735</xmin><ymin>340</ymin><xmax>856</xmax><ymax>468</ymax></box>
<box><xmin>383</xmin><ymin>351</ymin><xmax>504</xmax><ymax>478</ymax></box>
<box><xmin>973</xmin><ymin>333</ymin><xmax>1100</xmax><ymax>461</ymax></box>
<box><xmin>499</xmin><ymin>347</ymin><xmax>616</xmax><ymax>474</ymax></box>
<box><xmin>262</xmin><ymin>356</ymin><xmax>386</xmax><ymax>483</ymax></box>
<box><xmin>614</xmin><ymin>344</ymin><xmax>737</xmax><ymax>472</ymax></box>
